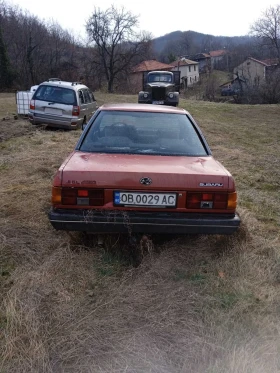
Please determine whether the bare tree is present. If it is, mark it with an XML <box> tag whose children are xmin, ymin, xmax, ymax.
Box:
<box><xmin>0</xmin><ymin>0</ymin><xmax>82</xmax><ymax>88</ymax></box>
<box><xmin>0</xmin><ymin>12</ymin><xmax>15</xmax><ymax>88</ymax></box>
<box><xmin>250</xmin><ymin>5</ymin><xmax>280</xmax><ymax>63</ymax></box>
<box><xmin>86</xmin><ymin>6</ymin><xmax>151</xmax><ymax>92</ymax></box>
<box><xmin>179</xmin><ymin>32</ymin><xmax>194</xmax><ymax>56</ymax></box>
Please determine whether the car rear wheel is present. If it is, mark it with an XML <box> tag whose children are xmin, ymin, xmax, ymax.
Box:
<box><xmin>77</xmin><ymin>116</ymin><xmax>86</xmax><ymax>130</ymax></box>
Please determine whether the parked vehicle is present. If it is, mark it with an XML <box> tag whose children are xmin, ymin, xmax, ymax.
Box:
<box><xmin>221</xmin><ymin>87</ymin><xmax>240</xmax><ymax>96</ymax></box>
<box><xmin>49</xmin><ymin>103</ymin><xmax>240</xmax><ymax>235</ymax></box>
<box><xmin>138</xmin><ymin>70</ymin><xmax>181</xmax><ymax>106</ymax></box>
<box><xmin>28</xmin><ymin>79</ymin><xmax>96</xmax><ymax>129</ymax></box>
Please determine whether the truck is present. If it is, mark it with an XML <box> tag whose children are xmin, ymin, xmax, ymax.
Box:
<box><xmin>138</xmin><ymin>70</ymin><xmax>181</xmax><ymax>106</ymax></box>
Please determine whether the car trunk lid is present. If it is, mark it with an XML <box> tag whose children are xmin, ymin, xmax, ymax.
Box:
<box><xmin>61</xmin><ymin>152</ymin><xmax>232</xmax><ymax>190</ymax></box>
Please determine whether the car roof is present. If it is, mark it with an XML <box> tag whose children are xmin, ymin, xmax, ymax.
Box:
<box><xmin>99</xmin><ymin>103</ymin><xmax>189</xmax><ymax>114</ymax></box>
<box><xmin>39</xmin><ymin>81</ymin><xmax>88</xmax><ymax>90</ymax></box>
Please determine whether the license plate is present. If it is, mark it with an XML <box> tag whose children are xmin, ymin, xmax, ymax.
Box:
<box><xmin>114</xmin><ymin>191</ymin><xmax>176</xmax><ymax>207</ymax></box>
<box><xmin>152</xmin><ymin>100</ymin><xmax>164</xmax><ymax>105</ymax></box>
<box><xmin>45</xmin><ymin>108</ymin><xmax>62</xmax><ymax>115</ymax></box>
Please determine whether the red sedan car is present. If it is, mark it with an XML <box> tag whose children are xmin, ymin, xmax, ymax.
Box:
<box><xmin>49</xmin><ymin>103</ymin><xmax>240</xmax><ymax>235</ymax></box>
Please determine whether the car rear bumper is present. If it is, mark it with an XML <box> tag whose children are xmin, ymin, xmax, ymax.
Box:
<box><xmin>28</xmin><ymin>113</ymin><xmax>82</xmax><ymax>129</ymax></box>
<box><xmin>49</xmin><ymin>209</ymin><xmax>241</xmax><ymax>235</ymax></box>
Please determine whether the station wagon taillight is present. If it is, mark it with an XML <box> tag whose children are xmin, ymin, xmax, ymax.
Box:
<box><xmin>72</xmin><ymin>106</ymin><xmax>80</xmax><ymax>116</ymax></box>
<box><xmin>52</xmin><ymin>187</ymin><xmax>104</xmax><ymax>207</ymax></box>
<box><xmin>30</xmin><ymin>100</ymin><xmax>35</xmax><ymax>110</ymax></box>
<box><xmin>187</xmin><ymin>192</ymin><xmax>237</xmax><ymax>210</ymax></box>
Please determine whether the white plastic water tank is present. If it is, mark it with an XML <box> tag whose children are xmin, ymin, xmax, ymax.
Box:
<box><xmin>16</xmin><ymin>84</ymin><xmax>38</xmax><ymax>115</ymax></box>
<box><xmin>16</xmin><ymin>91</ymin><xmax>34</xmax><ymax>115</ymax></box>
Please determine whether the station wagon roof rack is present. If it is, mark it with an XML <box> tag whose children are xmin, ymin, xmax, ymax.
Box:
<box><xmin>71</xmin><ymin>82</ymin><xmax>81</xmax><ymax>86</ymax></box>
<box><xmin>47</xmin><ymin>78</ymin><xmax>61</xmax><ymax>82</ymax></box>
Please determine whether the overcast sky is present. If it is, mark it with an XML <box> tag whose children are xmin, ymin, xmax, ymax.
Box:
<box><xmin>9</xmin><ymin>0</ymin><xmax>280</xmax><ymax>40</ymax></box>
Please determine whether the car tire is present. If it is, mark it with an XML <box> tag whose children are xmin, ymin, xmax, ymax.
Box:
<box><xmin>82</xmin><ymin>117</ymin><xmax>87</xmax><ymax>126</ymax></box>
<box><xmin>75</xmin><ymin>117</ymin><xmax>86</xmax><ymax>130</ymax></box>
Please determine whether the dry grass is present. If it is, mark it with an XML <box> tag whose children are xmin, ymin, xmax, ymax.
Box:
<box><xmin>1</xmin><ymin>93</ymin><xmax>280</xmax><ymax>372</ymax></box>
<box><xmin>183</xmin><ymin>70</ymin><xmax>230</xmax><ymax>101</ymax></box>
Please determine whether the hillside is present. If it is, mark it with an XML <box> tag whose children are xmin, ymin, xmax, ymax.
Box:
<box><xmin>152</xmin><ymin>30</ymin><xmax>257</xmax><ymax>65</ymax></box>
<box><xmin>152</xmin><ymin>30</ymin><xmax>252</xmax><ymax>53</ymax></box>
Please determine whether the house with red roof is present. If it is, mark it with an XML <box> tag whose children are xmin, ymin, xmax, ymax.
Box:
<box><xmin>209</xmin><ymin>49</ymin><xmax>228</xmax><ymax>69</ymax></box>
<box><xmin>130</xmin><ymin>60</ymin><xmax>175</xmax><ymax>93</ymax></box>
<box><xmin>187</xmin><ymin>53</ymin><xmax>211</xmax><ymax>73</ymax></box>
<box><xmin>233</xmin><ymin>57</ymin><xmax>279</xmax><ymax>85</ymax></box>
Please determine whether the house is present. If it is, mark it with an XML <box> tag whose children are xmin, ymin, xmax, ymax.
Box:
<box><xmin>187</xmin><ymin>53</ymin><xmax>211</xmax><ymax>73</ymax></box>
<box><xmin>171</xmin><ymin>58</ymin><xmax>199</xmax><ymax>89</ymax></box>
<box><xmin>233</xmin><ymin>57</ymin><xmax>278</xmax><ymax>86</ymax></box>
<box><xmin>265</xmin><ymin>63</ymin><xmax>280</xmax><ymax>81</ymax></box>
<box><xmin>261</xmin><ymin>58</ymin><xmax>279</xmax><ymax>66</ymax></box>
<box><xmin>220</xmin><ymin>76</ymin><xmax>246</xmax><ymax>93</ymax></box>
<box><xmin>130</xmin><ymin>60</ymin><xmax>175</xmax><ymax>93</ymax></box>
<box><xmin>209</xmin><ymin>49</ymin><xmax>228</xmax><ymax>69</ymax></box>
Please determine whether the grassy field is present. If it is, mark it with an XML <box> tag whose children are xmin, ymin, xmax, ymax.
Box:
<box><xmin>0</xmin><ymin>92</ymin><xmax>280</xmax><ymax>373</ymax></box>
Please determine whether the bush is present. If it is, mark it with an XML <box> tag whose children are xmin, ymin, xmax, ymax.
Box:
<box><xmin>237</xmin><ymin>69</ymin><xmax>280</xmax><ymax>104</ymax></box>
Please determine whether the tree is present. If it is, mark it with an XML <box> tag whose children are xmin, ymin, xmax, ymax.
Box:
<box><xmin>0</xmin><ymin>25</ymin><xmax>14</xmax><ymax>88</ymax></box>
<box><xmin>250</xmin><ymin>5</ymin><xmax>280</xmax><ymax>63</ymax></box>
<box><xmin>0</xmin><ymin>4</ymin><xmax>15</xmax><ymax>88</ymax></box>
<box><xmin>167</xmin><ymin>52</ymin><xmax>177</xmax><ymax>63</ymax></box>
<box><xmin>86</xmin><ymin>6</ymin><xmax>151</xmax><ymax>92</ymax></box>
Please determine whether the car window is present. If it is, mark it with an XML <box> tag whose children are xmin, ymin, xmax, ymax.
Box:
<box><xmin>89</xmin><ymin>91</ymin><xmax>96</xmax><ymax>102</ymax></box>
<box><xmin>82</xmin><ymin>89</ymin><xmax>91</xmax><ymax>103</ymax></box>
<box><xmin>148</xmin><ymin>74</ymin><xmax>172</xmax><ymax>83</ymax></box>
<box><xmin>33</xmin><ymin>85</ymin><xmax>77</xmax><ymax>105</ymax></box>
<box><xmin>80</xmin><ymin>111</ymin><xmax>208</xmax><ymax>156</ymax></box>
<box><xmin>78</xmin><ymin>90</ymin><xmax>85</xmax><ymax>104</ymax></box>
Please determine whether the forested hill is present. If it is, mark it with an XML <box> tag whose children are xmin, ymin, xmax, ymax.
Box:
<box><xmin>152</xmin><ymin>30</ymin><xmax>252</xmax><ymax>61</ymax></box>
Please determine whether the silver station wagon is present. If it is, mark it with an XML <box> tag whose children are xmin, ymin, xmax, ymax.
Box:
<box><xmin>28</xmin><ymin>79</ymin><xmax>97</xmax><ymax>129</ymax></box>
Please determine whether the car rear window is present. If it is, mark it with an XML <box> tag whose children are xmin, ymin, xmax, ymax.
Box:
<box><xmin>80</xmin><ymin>111</ymin><xmax>208</xmax><ymax>156</ymax></box>
<box><xmin>33</xmin><ymin>85</ymin><xmax>77</xmax><ymax>105</ymax></box>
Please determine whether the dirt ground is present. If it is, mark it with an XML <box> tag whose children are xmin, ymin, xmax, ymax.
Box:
<box><xmin>1</xmin><ymin>94</ymin><xmax>280</xmax><ymax>373</ymax></box>
<box><xmin>0</xmin><ymin>118</ymin><xmax>32</xmax><ymax>141</ymax></box>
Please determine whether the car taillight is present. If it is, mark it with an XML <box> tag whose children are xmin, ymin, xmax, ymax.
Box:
<box><xmin>52</xmin><ymin>187</ymin><xmax>62</xmax><ymax>205</ymax></box>
<box><xmin>227</xmin><ymin>192</ymin><xmax>237</xmax><ymax>209</ymax></box>
<box><xmin>30</xmin><ymin>99</ymin><xmax>35</xmax><ymax>110</ymax></box>
<box><xmin>186</xmin><ymin>192</ymin><xmax>237</xmax><ymax>210</ymax></box>
<box><xmin>52</xmin><ymin>187</ymin><xmax>104</xmax><ymax>207</ymax></box>
<box><xmin>62</xmin><ymin>189</ymin><xmax>76</xmax><ymax>205</ymax></box>
<box><xmin>72</xmin><ymin>106</ymin><xmax>80</xmax><ymax>116</ymax></box>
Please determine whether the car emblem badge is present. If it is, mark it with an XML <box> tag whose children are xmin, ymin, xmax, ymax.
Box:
<box><xmin>140</xmin><ymin>177</ymin><xmax>152</xmax><ymax>185</ymax></box>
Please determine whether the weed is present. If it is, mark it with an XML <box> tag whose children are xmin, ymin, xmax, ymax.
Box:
<box><xmin>218</xmin><ymin>292</ymin><xmax>239</xmax><ymax>309</ymax></box>
<box><xmin>172</xmin><ymin>268</ymin><xmax>188</xmax><ymax>281</ymax></box>
<box><xmin>0</xmin><ymin>163</ymin><xmax>9</xmax><ymax>171</ymax></box>
<box><xmin>189</xmin><ymin>273</ymin><xmax>207</xmax><ymax>283</ymax></box>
